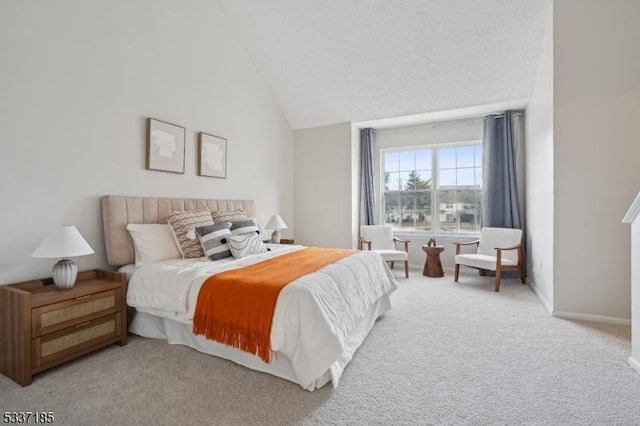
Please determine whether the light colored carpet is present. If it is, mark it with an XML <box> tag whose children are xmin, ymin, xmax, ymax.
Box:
<box><xmin>1</xmin><ymin>269</ymin><xmax>639</xmax><ymax>425</ymax></box>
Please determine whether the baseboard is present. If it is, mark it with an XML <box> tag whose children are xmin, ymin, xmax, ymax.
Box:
<box><xmin>526</xmin><ymin>278</ymin><xmax>630</xmax><ymax>325</ymax></box>
<box><xmin>527</xmin><ymin>278</ymin><xmax>552</xmax><ymax>314</ymax></box>
<box><xmin>552</xmin><ymin>310</ymin><xmax>631</xmax><ymax>326</ymax></box>
<box><xmin>629</xmin><ymin>357</ymin><xmax>640</xmax><ymax>376</ymax></box>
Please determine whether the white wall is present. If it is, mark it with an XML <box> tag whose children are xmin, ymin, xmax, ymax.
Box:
<box><xmin>293</xmin><ymin>123</ymin><xmax>353</xmax><ymax>248</ymax></box>
<box><xmin>0</xmin><ymin>1</ymin><xmax>294</xmax><ymax>284</ymax></box>
<box><xmin>350</xmin><ymin>125</ymin><xmax>361</xmax><ymax>248</ymax></box>
<box><xmin>631</xmin><ymin>218</ymin><xmax>640</xmax><ymax>371</ymax></box>
<box><xmin>552</xmin><ymin>0</ymin><xmax>640</xmax><ymax>322</ymax></box>
<box><xmin>524</xmin><ymin>5</ymin><xmax>554</xmax><ymax>311</ymax></box>
<box><xmin>623</xmin><ymin>196</ymin><xmax>640</xmax><ymax>373</ymax></box>
<box><xmin>374</xmin><ymin>121</ymin><xmax>484</xmax><ymax>268</ymax></box>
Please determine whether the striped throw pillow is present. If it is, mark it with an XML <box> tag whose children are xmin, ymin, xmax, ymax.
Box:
<box><xmin>211</xmin><ymin>209</ymin><xmax>247</xmax><ymax>224</ymax></box>
<box><xmin>196</xmin><ymin>223</ymin><xmax>232</xmax><ymax>261</ymax></box>
<box><xmin>227</xmin><ymin>232</ymin><xmax>267</xmax><ymax>259</ymax></box>
<box><xmin>230</xmin><ymin>219</ymin><xmax>260</xmax><ymax>236</ymax></box>
<box><xmin>166</xmin><ymin>210</ymin><xmax>214</xmax><ymax>258</ymax></box>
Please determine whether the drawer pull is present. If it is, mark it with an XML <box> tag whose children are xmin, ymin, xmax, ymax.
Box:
<box><xmin>75</xmin><ymin>295</ymin><xmax>91</xmax><ymax>301</ymax></box>
<box><xmin>75</xmin><ymin>321</ymin><xmax>91</xmax><ymax>328</ymax></box>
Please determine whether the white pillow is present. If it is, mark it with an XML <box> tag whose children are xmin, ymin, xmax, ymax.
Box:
<box><xmin>126</xmin><ymin>224</ymin><xmax>181</xmax><ymax>267</ymax></box>
<box><xmin>226</xmin><ymin>233</ymin><xmax>268</xmax><ymax>259</ymax></box>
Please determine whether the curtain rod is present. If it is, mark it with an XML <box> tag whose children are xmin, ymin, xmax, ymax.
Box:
<box><xmin>373</xmin><ymin>110</ymin><xmax>523</xmax><ymax>134</ymax></box>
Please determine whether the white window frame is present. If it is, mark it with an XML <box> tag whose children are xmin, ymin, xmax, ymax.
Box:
<box><xmin>380</xmin><ymin>140</ymin><xmax>482</xmax><ymax>236</ymax></box>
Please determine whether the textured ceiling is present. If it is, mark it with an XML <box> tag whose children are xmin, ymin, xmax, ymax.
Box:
<box><xmin>216</xmin><ymin>0</ymin><xmax>551</xmax><ymax>129</ymax></box>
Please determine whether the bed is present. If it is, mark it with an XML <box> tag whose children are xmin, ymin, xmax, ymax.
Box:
<box><xmin>102</xmin><ymin>195</ymin><xmax>398</xmax><ymax>391</ymax></box>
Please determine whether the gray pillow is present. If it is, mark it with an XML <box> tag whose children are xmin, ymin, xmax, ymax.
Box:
<box><xmin>230</xmin><ymin>219</ymin><xmax>260</xmax><ymax>236</ymax></box>
<box><xmin>195</xmin><ymin>222</ymin><xmax>232</xmax><ymax>260</ymax></box>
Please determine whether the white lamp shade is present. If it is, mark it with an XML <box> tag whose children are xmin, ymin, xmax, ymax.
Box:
<box><xmin>266</xmin><ymin>214</ymin><xmax>288</xmax><ymax>230</ymax></box>
<box><xmin>31</xmin><ymin>226</ymin><xmax>94</xmax><ymax>259</ymax></box>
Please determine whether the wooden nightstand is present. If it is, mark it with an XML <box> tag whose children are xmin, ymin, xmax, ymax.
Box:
<box><xmin>0</xmin><ymin>269</ymin><xmax>127</xmax><ymax>386</ymax></box>
<box><xmin>263</xmin><ymin>239</ymin><xmax>295</xmax><ymax>244</ymax></box>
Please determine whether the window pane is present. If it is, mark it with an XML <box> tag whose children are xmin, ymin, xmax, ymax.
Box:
<box><xmin>439</xmin><ymin>169</ymin><xmax>456</xmax><ymax>187</ymax></box>
<box><xmin>457</xmin><ymin>190</ymin><xmax>481</xmax><ymax>233</ymax></box>
<box><xmin>384</xmin><ymin>192</ymin><xmax>400</xmax><ymax>211</ymax></box>
<box><xmin>399</xmin><ymin>211</ymin><xmax>415</xmax><ymax>229</ymax></box>
<box><xmin>401</xmin><ymin>192</ymin><xmax>416</xmax><ymax>210</ymax></box>
<box><xmin>439</xmin><ymin>190</ymin><xmax>455</xmax><ymax>204</ymax></box>
<box><xmin>458</xmin><ymin>210</ymin><xmax>478</xmax><ymax>233</ymax></box>
<box><xmin>475</xmin><ymin>168</ymin><xmax>483</xmax><ymax>187</ymax></box>
<box><xmin>415</xmin><ymin>150</ymin><xmax>431</xmax><ymax>170</ymax></box>
<box><xmin>415</xmin><ymin>210</ymin><xmax>432</xmax><ymax>231</ymax></box>
<box><xmin>438</xmin><ymin>190</ymin><xmax>454</xmax><ymax>232</ymax></box>
<box><xmin>420</xmin><ymin>171</ymin><xmax>432</xmax><ymax>188</ymax></box>
<box><xmin>475</xmin><ymin>191</ymin><xmax>483</xmax><ymax>229</ymax></box>
<box><xmin>386</xmin><ymin>172</ymin><xmax>400</xmax><ymax>190</ymax></box>
<box><xmin>457</xmin><ymin>146</ymin><xmax>475</xmax><ymax>168</ymax></box>
<box><xmin>439</xmin><ymin>147</ymin><xmax>456</xmax><ymax>169</ymax></box>
<box><xmin>399</xmin><ymin>151</ymin><xmax>415</xmax><ymax>171</ymax></box>
<box><xmin>384</xmin><ymin>211</ymin><xmax>401</xmax><ymax>228</ymax></box>
<box><xmin>457</xmin><ymin>168</ymin><xmax>474</xmax><ymax>186</ymax></box>
<box><xmin>457</xmin><ymin>190</ymin><xmax>477</xmax><ymax>208</ymax></box>
<box><xmin>475</xmin><ymin>145</ymin><xmax>483</xmax><ymax>167</ymax></box>
<box><xmin>399</xmin><ymin>171</ymin><xmax>412</xmax><ymax>190</ymax></box>
<box><xmin>416</xmin><ymin>191</ymin><xmax>431</xmax><ymax>210</ymax></box>
<box><xmin>406</xmin><ymin>170</ymin><xmax>430</xmax><ymax>190</ymax></box>
<box><xmin>384</xmin><ymin>152</ymin><xmax>399</xmax><ymax>172</ymax></box>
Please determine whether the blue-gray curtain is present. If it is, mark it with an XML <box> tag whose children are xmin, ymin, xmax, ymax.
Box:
<box><xmin>360</xmin><ymin>128</ymin><xmax>377</xmax><ymax>226</ymax></box>
<box><xmin>482</xmin><ymin>111</ymin><xmax>522</xmax><ymax>229</ymax></box>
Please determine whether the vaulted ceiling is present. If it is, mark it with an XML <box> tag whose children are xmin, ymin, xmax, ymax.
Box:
<box><xmin>216</xmin><ymin>0</ymin><xmax>551</xmax><ymax>129</ymax></box>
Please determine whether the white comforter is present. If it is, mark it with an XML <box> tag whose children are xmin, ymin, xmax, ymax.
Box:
<box><xmin>127</xmin><ymin>245</ymin><xmax>398</xmax><ymax>389</ymax></box>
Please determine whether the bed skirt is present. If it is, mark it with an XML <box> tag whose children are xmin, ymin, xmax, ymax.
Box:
<box><xmin>128</xmin><ymin>293</ymin><xmax>392</xmax><ymax>391</ymax></box>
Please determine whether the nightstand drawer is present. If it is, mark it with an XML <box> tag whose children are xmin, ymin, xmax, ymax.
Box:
<box><xmin>32</xmin><ymin>313</ymin><xmax>122</xmax><ymax>368</ymax></box>
<box><xmin>32</xmin><ymin>289</ymin><xmax>122</xmax><ymax>337</ymax></box>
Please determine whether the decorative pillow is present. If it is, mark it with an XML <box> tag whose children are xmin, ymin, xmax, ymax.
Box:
<box><xmin>126</xmin><ymin>224</ymin><xmax>181</xmax><ymax>267</ymax></box>
<box><xmin>166</xmin><ymin>210</ymin><xmax>214</xmax><ymax>258</ymax></box>
<box><xmin>227</xmin><ymin>233</ymin><xmax>268</xmax><ymax>259</ymax></box>
<box><xmin>230</xmin><ymin>219</ymin><xmax>260</xmax><ymax>236</ymax></box>
<box><xmin>195</xmin><ymin>223</ymin><xmax>232</xmax><ymax>261</ymax></box>
<box><xmin>211</xmin><ymin>209</ymin><xmax>247</xmax><ymax>224</ymax></box>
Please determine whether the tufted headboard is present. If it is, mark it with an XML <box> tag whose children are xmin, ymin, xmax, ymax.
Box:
<box><xmin>102</xmin><ymin>195</ymin><xmax>256</xmax><ymax>266</ymax></box>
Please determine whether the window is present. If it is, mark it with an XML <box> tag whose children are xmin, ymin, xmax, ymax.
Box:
<box><xmin>382</xmin><ymin>142</ymin><xmax>482</xmax><ymax>234</ymax></box>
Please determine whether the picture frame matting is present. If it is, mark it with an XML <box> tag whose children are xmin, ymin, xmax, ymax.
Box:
<box><xmin>146</xmin><ymin>118</ymin><xmax>186</xmax><ymax>174</ymax></box>
<box><xmin>198</xmin><ymin>132</ymin><xmax>227</xmax><ymax>178</ymax></box>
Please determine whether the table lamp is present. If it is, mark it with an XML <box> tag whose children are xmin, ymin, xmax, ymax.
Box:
<box><xmin>31</xmin><ymin>225</ymin><xmax>94</xmax><ymax>290</ymax></box>
<box><xmin>265</xmin><ymin>214</ymin><xmax>288</xmax><ymax>244</ymax></box>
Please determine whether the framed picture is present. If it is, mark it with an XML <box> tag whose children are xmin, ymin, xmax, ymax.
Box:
<box><xmin>146</xmin><ymin>118</ymin><xmax>186</xmax><ymax>174</ymax></box>
<box><xmin>198</xmin><ymin>132</ymin><xmax>227</xmax><ymax>178</ymax></box>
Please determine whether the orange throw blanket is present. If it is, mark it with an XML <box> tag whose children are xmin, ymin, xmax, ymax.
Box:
<box><xmin>193</xmin><ymin>247</ymin><xmax>355</xmax><ymax>363</ymax></box>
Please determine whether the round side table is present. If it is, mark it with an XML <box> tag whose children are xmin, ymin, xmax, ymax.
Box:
<box><xmin>422</xmin><ymin>245</ymin><xmax>445</xmax><ymax>277</ymax></box>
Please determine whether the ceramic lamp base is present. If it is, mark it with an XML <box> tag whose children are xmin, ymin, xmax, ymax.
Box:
<box><xmin>271</xmin><ymin>229</ymin><xmax>281</xmax><ymax>244</ymax></box>
<box><xmin>52</xmin><ymin>258</ymin><xmax>78</xmax><ymax>290</ymax></box>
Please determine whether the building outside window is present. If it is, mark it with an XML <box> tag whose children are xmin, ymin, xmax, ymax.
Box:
<box><xmin>382</xmin><ymin>142</ymin><xmax>482</xmax><ymax>234</ymax></box>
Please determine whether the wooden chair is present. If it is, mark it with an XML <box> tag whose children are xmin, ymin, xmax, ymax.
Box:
<box><xmin>453</xmin><ymin>227</ymin><xmax>525</xmax><ymax>292</ymax></box>
<box><xmin>360</xmin><ymin>225</ymin><xmax>410</xmax><ymax>277</ymax></box>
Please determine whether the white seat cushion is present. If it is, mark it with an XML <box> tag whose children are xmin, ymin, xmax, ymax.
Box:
<box><xmin>374</xmin><ymin>249</ymin><xmax>408</xmax><ymax>262</ymax></box>
<box><xmin>455</xmin><ymin>254</ymin><xmax>517</xmax><ymax>270</ymax></box>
